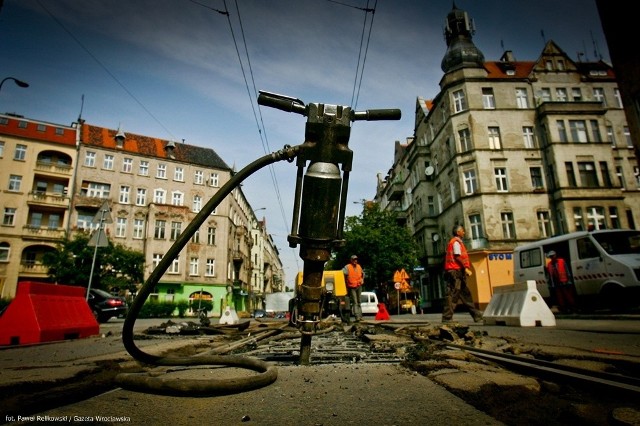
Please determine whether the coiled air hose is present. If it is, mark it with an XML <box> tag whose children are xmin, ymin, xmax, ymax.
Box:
<box><xmin>116</xmin><ymin>145</ymin><xmax>299</xmax><ymax>396</ymax></box>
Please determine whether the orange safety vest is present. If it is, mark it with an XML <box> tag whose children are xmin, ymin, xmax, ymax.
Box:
<box><xmin>546</xmin><ymin>258</ymin><xmax>569</xmax><ymax>284</ymax></box>
<box><xmin>444</xmin><ymin>236</ymin><xmax>470</xmax><ymax>271</ymax></box>
<box><xmin>345</xmin><ymin>264</ymin><xmax>364</xmax><ymax>288</ymax></box>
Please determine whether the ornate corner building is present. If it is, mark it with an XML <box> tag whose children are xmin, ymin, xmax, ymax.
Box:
<box><xmin>374</xmin><ymin>5</ymin><xmax>640</xmax><ymax>311</ymax></box>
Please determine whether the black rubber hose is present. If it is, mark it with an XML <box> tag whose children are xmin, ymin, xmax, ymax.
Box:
<box><xmin>117</xmin><ymin>145</ymin><xmax>298</xmax><ymax>396</ymax></box>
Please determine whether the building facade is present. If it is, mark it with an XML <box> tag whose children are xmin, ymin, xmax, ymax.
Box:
<box><xmin>375</xmin><ymin>5</ymin><xmax>640</xmax><ymax>311</ymax></box>
<box><xmin>0</xmin><ymin>114</ymin><xmax>284</xmax><ymax>316</ymax></box>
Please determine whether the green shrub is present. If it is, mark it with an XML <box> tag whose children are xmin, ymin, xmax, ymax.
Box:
<box><xmin>138</xmin><ymin>300</ymin><xmax>176</xmax><ymax>318</ymax></box>
<box><xmin>175</xmin><ymin>300</ymin><xmax>189</xmax><ymax>318</ymax></box>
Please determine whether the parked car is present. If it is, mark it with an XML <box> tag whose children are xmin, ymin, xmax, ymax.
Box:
<box><xmin>251</xmin><ymin>309</ymin><xmax>267</xmax><ymax>318</ymax></box>
<box><xmin>360</xmin><ymin>291</ymin><xmax>379</xmax><ymax>315</ymax></box>
<box><xmin>87</xmin><ymin>288</ymin><xmax>127</xmax><ymax>323</ymax></box>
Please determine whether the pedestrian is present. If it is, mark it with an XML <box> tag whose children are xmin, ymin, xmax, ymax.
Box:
<box><xmin>545</xmin><ymin>251</ymin><xmax>576</xmax><ymax>313</ymax></box>
<box><xmin>442</xmin><ymin>225</ymin><xmax>483</xmax><ymax>323</ymax></box>
<box><xmin>343</xmin><ymin>254</ymin><xmax>364</xmax><ymax>321</ymax></box>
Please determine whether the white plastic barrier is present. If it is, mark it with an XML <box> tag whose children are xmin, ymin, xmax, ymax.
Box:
<box><xmin>219</xmin><ymin>306</ymin><xmax>239</xmax><ymax>325</ymax></box>
<box><xmin>483</xmin><ymin>280</ymin><xmax>556</xmax><ymax>327</ymax></box>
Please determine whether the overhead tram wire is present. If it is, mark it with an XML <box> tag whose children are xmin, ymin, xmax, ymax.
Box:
<box><xmin>35</xmin><ymin>0</ymin><xmax>178</xmax><ymax>142</ymax></box>
<box><xmin>350</xmin><ymin>0</ymin><xmax>377</xmax><ymax>111</ymax></box>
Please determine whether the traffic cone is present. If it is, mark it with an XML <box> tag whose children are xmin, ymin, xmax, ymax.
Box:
<box><xmin>375</xmin><ymin>303</ymin><xmax>390</xmax><ymax>320</ymax></box>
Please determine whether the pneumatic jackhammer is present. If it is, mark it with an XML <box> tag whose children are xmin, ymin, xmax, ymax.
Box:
<box><xmin>257</xmin><ymin>91</ymin><xmax>400</xmax><ymax>365</ymax></box>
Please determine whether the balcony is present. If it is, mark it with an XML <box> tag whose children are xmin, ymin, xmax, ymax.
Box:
<box><xmin>74</xmin><ymin>195</ymin><xmax>106</xmax><ymax>209</ymax></box>
<box><xmin>34</xmin><ymin>161</ymin><xmax>73</xmax><ymax>176</ymax></box>
<box><xmin>27</xmin><ymin>191</ymin><xmax>69</xmax><ymax>208</ymax></box>
<box><xmin>22</xmin><ymin>226</ymin><xmax>66</xmax><ymax>241</ymax></box>
<box><xmin>387</xmin><ymin>181</ymin><xmax>404</xmax><ymax>201</ymax></box>
<box><xmin>536</xmin><ymin>101</ymin><xmax>605</xmax><ymax>117</ymax></box>
<box><xmin>19</xmin><ymin>262</ymin><xmax>48</xmax><ymax>274</ymax></box>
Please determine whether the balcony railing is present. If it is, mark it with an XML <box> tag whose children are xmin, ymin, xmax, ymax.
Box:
<box><xmin>34</xmin><ymin>161</ymin><xmax>73</xmax><ymax>175</ymax></box>
<box><xmin>27</xmin><ymin>191</ymin><xmax>69</xmax><ymax>207</ymax></box>
<box><xmin>19</xmin><ymin>262</ymin><xmax>48</xmax><ymax>274</ymax></box>
<box><xmin>22</xmin><ymin>226</ymin><xmax>66</xmax><ymax>241</ymax></box>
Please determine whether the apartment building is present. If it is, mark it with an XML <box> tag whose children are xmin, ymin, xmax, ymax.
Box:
<box><xmin>250</xmin><ymin>217</ymin><xmax>284</xmax><ymax>311</ymax></box>
<box><xmin>0</xmin><ymin>114</ymin><xmax>284</xmax><ymax>315</ymax></box>
<box><xmin>375</xmin><ymin>5</ymin><xmax>640</xmax><ymax>311</ymax></box>
<box><xmin>0</xmin><ymin>114</ymin><xmax>77</xmax><ymax>297</ymax></box>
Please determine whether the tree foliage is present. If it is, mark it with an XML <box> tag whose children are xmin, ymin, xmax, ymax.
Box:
<box><xmin>42</xmin><ymin>232</ymin><xmax>144</xmax><ymax>292</ymax></box>
<box><xmin>327</xmin><ymin>205</ymin><xmax>419</xmax><ymax>289</ymax></box>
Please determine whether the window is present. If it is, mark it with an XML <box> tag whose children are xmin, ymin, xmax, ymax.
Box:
<box><xmin>122</xmin><ymin>158</ymin><xmax>133</xmax><ymax>173</ymax></box>
<box><xmin>589</xmin><ymin>120</ymin><xmax>602</xmax><ymax>143</ymax></box>
<box><xmin>174</xmin><ymin>167</ymin><xmax>184</xmax><ymax>182</ymax></box>
<box><xmin>84</xmin><ymin>151</ymin><xmax>96</xmax><ymax>167</ymax></box>
<box><xmin>616</xmin><ymin>166</ymin><xmax>626</xmax><ymax>189</ymax></box>
<box><xmin>193</xmin><ymin>195</ymin><xmax>202</xmax><ymax>212</ymax></box>
<box><xmin>49</xmin><ymin>214</ymin><xmax>60</xmax><ymax>229</ymax></box>
<box><xmin>154</xmin><ymin>220</ymin><xmax>166</xmax><ymax>239</ymax></box>
<box><xmin>468</xmin><ymin>214</ymin><xmax>483</xmax><ymax>240</ymax></box>
<box><xmin>152</xmin><ymin>253</ymin><xmax>163</xmax><ymax>269</ymax></box>
<box><xmin>599</xmin><ymin>162</ymin><xmax>612</xmax><ymax>187</ymax></box>
<box><xmin>427</xmin><ymin>196</ymin><xmax>436</xmax><ymax>216</ymax></box>
<box><xmin>624</xmin><ymin>126</ymin><xmax>633</xmax><ymax>147</ymax></box>
<box><xmin>191</xmin><ymin>229</ymin><xmax>200</xmax><ymax>244</ymax></box>
<box><xmin>565</xmin><ymin>162</ymin><xmax>577</xmax><ymax>186</ymax></box>
<box><xmin>494</xmin><ymin>168</ymin><xmax>508</xmax><ymax>192</ymax></box>
<box><xmin>169</xmin><ymin>256</ymin><xmax>180</xmax><ymax>274</ymax></box>
<box><xmin>452</xmin><ymin>89</ymin><xmax>467</xmax><ymax>113</ymax></box>
<box><xmin>515</xmin><ymin>88</ymin><xmax>529</xmax><ymax>108</ymax></box>
<box><xmin>540</xmin><ymin>88</ymin><xmax>551</xmax><ymax>102</ymax></box>
<box><xmin>205</xmin><ymin>259</ymin><xmax>215</xmax><ymax>276</ymax></box>
<box><xmin>463</xmin><ymin>169</ymin><xmax>477</xmax><ymax>195</ymax></box>
<box><xmin>171</xmin><ymin>191</ymin><xmax>184</xmax><ymax>206</ymax></box>
<box><xmin>136</xmin><ymin>188</ymin><xmax>147</xmax><ymax>206</ymax></box>
<box><xmin>573</xmin><ymin>207</ymin><xmax>585</xmax><ymax>231</ymax></box>
<box><xmin>0</xmin><ymin>242</ymin><xmax>9</xmax><ymax>262</ymax></box>
<box><xmin>530</xmin><ymin>167</ymin><xmax>544</xmax><ymax>189</ymax></box>
<box><xmin>103</xmin><ymin>154</ymin><xmax>114</xmax><ymax>170</ymax></box>
<box><xmin>139</xmin><ymin>160</ymin><xmax>149</xmax><ymax>176</ymax></box>
<box><xmin>593</xmin><ymin>88</ymin><xmax>606</xmax><ymax>105</ymax></box>
<box><xmin>587</xmin><ymin>206</ymin><xmax>606</xmax><ymax>230</ymax></box>
<box><xmin>607</xmin><ymin>126</ymin><xmax>616</xmax><ymax>147</ymax></box>
<box><xmin>609</xmin><ymin>207</ymin><xmax>621</xmax><ymax>229</ymax></box>
<box><xmin>14</xmin><ymin>144</ymin><xmax>27</xmax><ymax>160</ymax></box>
<box><xmin>522</xmin><ymin>126</ymin><xmax>535</xmax><ymax>148</ymax></box>
<box><xmin>119</xmin><ymin>186</ymin><xmax>130</xmax><ymax>204</ymax></box>
<box><xmin>545</xmin><ymin>60</ymin><xmax>553</xmax><ymax>71</ymax></box>
<box><xmin>194</xmin><ymin>170</ymin><xmax>204</xmax><ymax>185</ymax></box>
<box><xmin>555</xmin><ymin>88</ymin><xmax>568</xmax><ymax>101</ymax></box>
<box><xmin>83</xmin><ymin>182</ymin><xmax>111</xmax><ymax>198</ymax></box>
<box><xmin>153</xmin><ymin>189</ymin><xmax>166</xmax><ymax>204</ymax></box>
<box><xmin>189</xmin><ymin>257</ymin><xmax>199</xmax><ymax>276</ymax></box>
<box><xmin>488</xmin><ymin>127</ymin><xmax>501</xmax><ymax>149</ymax></box>
<box><xmin>156</xmin><ymin>163</ymin><xmax>167</xmax><ymax>179</ymax></box>
<box><xmin>482</xmin><ymin>88</ymin><xmax>495</xmax><ymax>109</ymax></box>
<box><xmin>207</xmin><ymin>227</ymin><xmax>216</xmax><ymax>245</ymax></box>
<box><xmin>556</xmin><ymin>120</ymin><xmax>568</xmax><ymax>142</ymax></box>
<box><xmin>30</xmin><ymin>212</ymin><xmax>42</xmax><ymax>227</ymax></box>
<box><xmin>0</xmin><ymin>141</ymin><xmax>4</xmax><ymax>157</ymax></box>
<box><xmin>209</xmin><ymin>172</ymin><xmax>219</xmax><ymax>187</ymax></box>
<box><xmin>133</xmin><ymin>219</ymin><xmax>144</xmax><ymax>239</ymax></box>
<box><xmin>557</xmin><ymin>60</ymin><xmax>565</xmax><ymax>71</ymax></box>
<box><xmin>8</xmin><ymin>175</ymin><xmax>22</xmax><ymax>192</ymax></box>
<box><xmin>614</xmin><ymin>88</ymin><xmax>623</xmax><ymax>108</ymax></box>
<box><xmin>578</xmin><ymin>162</ymin><xmax>599</xmax><ymax>187</ymax></box>
<box><xmin>569</xmin><ymin>120</ymin><xmax>588</xmax><ymax>142</ymax></box>
<box><xmin>501</xmin><ymin>212</ymin><xmax>516</xmax><ymax>239</ymax></box>
<box><xmin>116</xmin><ymin>217</ymin><xmax>127</xmax><ymax>237</ymax></box>
<box><xmin>537</xmin><ymin>210</ymin><xmax>552</xmax><ymax>237</ymax></box>
<box><xmin>170</xmin><ymin>221</ymin><xmax>182</xmax><ymax>240</ymax></box>
<box><xmin>571</xmin><ymin>88</ymin><xmax>582</xmax><ymax>101</ymax></box>
<box><xmin>458</xmin><ymin>128</ymin><xmax>472</xmax><ymax>151</ymax></box>
<box><xmin>3</xmin><ymin>207</ymin><xmax>16</xmax><ymax>225</ymax></box>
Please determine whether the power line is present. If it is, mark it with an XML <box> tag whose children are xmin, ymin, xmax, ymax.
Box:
<box><xmin>350</xmin><ymin>0</ymin><xmax>377</xmax><ymax>110</ymax></box>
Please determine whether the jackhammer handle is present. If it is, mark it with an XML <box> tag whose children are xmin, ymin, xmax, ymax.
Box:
<box><xmin>352</xmin><ymin>109</ymin><xmax>402</xmax><ymax>121</ymax></box>
<box><xmin>258</xmin><ymin>91</ymin><xmax>307</xmax><ymax>116</ymax></box>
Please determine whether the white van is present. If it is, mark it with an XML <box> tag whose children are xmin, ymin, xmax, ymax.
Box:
<box><xmin>360</xmin><ymin>291</ymin><xmax>379</xmax><ymax>315</ymax></box>
<box><xmin>513</xmin><ymin>229</ymin><xmax>640</xmax><ymax>310</ymax></box>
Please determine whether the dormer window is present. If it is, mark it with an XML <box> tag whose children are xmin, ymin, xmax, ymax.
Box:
<box><xmin>165</xmin><ymin>140</ymin><xmax>176</xmax><ymax>159</ymax></box>
<box><xmin>115</xmin><ymin>128</ymin><xmax>126</xmax><ymax>149</ymax></box>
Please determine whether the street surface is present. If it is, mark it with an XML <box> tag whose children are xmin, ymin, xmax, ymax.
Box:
<box><xmin>1</xmin><ymin>313</ymin><xmax>639</xmax><ymax>425</ymax></box>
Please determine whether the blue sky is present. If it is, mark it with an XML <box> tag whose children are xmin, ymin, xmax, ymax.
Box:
<box><xmin>0</xmin><ymin>0</ymin><xmax>609</xmax><ymax>282</ymax></box>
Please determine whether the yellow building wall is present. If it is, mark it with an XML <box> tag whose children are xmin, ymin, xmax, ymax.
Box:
<box><xmin>467</xmin><ymin>251</ymin><xmax>515</xmax><ymax>309</ymax></box>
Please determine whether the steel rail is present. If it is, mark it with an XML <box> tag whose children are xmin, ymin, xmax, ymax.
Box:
<box><xmin>445</xmin><ymin>343</ymin><xmax>640</xmax><ymax>394</ymax></box>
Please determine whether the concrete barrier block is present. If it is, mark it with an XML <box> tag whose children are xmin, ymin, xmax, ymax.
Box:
<box><xmin>483</xmin><ymin>280</ymin><xmax>556</xmax><ymax>327</ymax></box>
<box><xmin>219</xmin><ymin>306</ymin><xmax>239</xmax><ymax>325</ymax></box>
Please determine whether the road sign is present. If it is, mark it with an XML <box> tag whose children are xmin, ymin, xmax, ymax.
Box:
<box><xmin>91</xmin><ymin>200</ymin><xmax>113</xmax><ymax>224</ymax></box>
<box><xmin>394</xmin><ymin>282</ymin><xmax>401</xmax><ymax>290</ymax></box>
<box><xmin>87</xmin><ymin>229</ymin><xmax>109</xmax><ymax>247</ymax></box>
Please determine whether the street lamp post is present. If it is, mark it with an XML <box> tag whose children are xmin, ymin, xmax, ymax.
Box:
<box><xmin>0</xmin><ymin>77</ymin><xmax>29</xmax><ymax>93</ymax></box>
